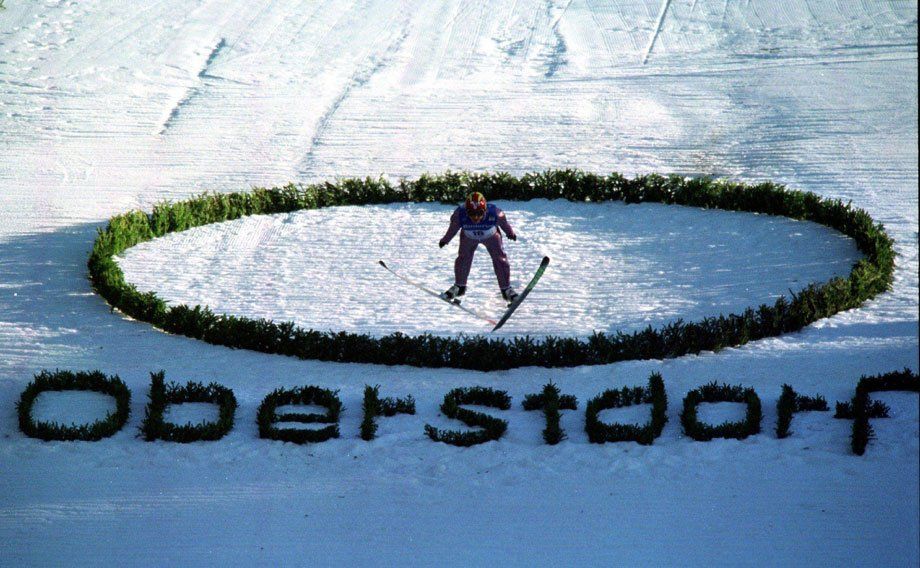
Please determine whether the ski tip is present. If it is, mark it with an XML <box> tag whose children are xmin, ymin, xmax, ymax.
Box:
<box><xmin>541</xmin><ymin>256</ymin><xmax>550</xmax><ymax>266</ymax></box>
<box><xmin>378</xmin><ymin>260</ymin><xmax>387</xmax><ymax>268</ymax></box>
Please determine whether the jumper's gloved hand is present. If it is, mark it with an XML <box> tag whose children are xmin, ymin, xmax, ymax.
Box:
<box><xmin>438</xmin><ymin>239</ymin><xmax>447</xmax><ymax>248</ymax></box>
<box><xmin>507</xmin><ymin>233</ymin><xmax>517</xmax><ymax>241</ymax></box>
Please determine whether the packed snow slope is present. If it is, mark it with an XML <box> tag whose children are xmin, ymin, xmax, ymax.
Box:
<box><xmin>1</xmin><ymin>1</ymin><xmax>917</xmax><ymax>566</ymax></box>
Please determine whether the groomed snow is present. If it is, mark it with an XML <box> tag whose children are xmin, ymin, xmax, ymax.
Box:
<box><xmin>0</xmin><ymin>1</ymin><xmax>917</xmax><ymax>566</ymax></box>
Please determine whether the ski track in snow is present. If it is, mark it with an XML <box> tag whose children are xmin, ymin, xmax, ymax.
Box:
<box><xmin>157</xmin><ymin>37</ymin><xmax>229</xmax><ymax>135</ymax></box>
<box><xmin>0</xmin><ymin>0</ymin><xmax>917</xmax><ymax>565</ymax></box>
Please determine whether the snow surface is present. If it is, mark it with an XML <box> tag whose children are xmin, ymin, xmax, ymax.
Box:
<box><xmin>1</xmin><ymin>0</ymin><xmax>917</xmax><ymax>566</ymax></box>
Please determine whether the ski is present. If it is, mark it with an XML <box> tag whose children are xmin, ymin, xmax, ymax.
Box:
<box><xmin>492</xmin><ymin>256</ymin><xmax>550</xmax><ymax>332</ymax></box>
<box><xmin>378</xmin><ymin>260</ymin><xmax>498</xmax><ymax>326</ymax></box>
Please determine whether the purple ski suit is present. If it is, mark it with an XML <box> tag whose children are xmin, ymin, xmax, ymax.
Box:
<box><xmin>439</xmin><ymin>203</ymin><xmax>516</xmax><ymax>289</ymax></box>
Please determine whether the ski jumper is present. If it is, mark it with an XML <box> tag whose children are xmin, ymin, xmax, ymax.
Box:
<box><xmin>439</xmin><ymin>204</ymin><xmax>516</xmax><ymax>289</ymax></box>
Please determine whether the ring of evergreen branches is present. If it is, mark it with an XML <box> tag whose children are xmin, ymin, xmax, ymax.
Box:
<box><xmin>88</xmin><ymin>170</ymin><xmax>896</xmax><ymax>370</ymax></box>
<box><xmin>18</xmin><ymin>369</ymin><xmax>131</xmax><ymax>441</ymax></box>
<box><xmin>680</xmin><ymin>382</ymin><xmax>762</xmax><ymax>441</ymax></box>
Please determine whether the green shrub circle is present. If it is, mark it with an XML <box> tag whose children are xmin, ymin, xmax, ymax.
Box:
<box><xmin>18</xmin><ymin>370</ymin><xmax>131</xmax><ymax>441</ymax></box>
<box><xmin>88</xmin><ymin>170</ymin><xmax>896</xmax><ymax>370</ymax></box>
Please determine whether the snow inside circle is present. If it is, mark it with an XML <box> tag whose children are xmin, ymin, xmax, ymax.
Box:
<box><xmin>116</xmin><ymin>200</ymin><xmax>861</xmax><ymax>337</ymax></box>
